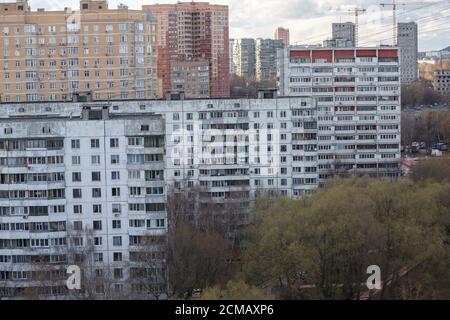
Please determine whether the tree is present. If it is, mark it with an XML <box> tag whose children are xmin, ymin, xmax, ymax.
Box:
<box><xmin>401</xmin><ymin>109</ymin><xmax>450</xmax><ymax>148</ymax></box>
<box><xmin>410</xmin><ymin>158</ymin><xmax>450</xmax><ymax>183</ymax></box>
<box><xmin>401</xmin><ymin>80</ymin><xmax>444</xmax><ymax>109</ymax></box>
<box><xmin>230</xmin><ymin>75</ymin><xmax>276</xmax><ymax>98</ymax></box>
<box><xmin>168</xmin><ymin>223</ymin><xmax>234</xmax><ymax>299</ymax></box>
<box><xmin>201</xmin><ymin>279</ymin><xmax>269</xmax><ymax>300</ymax></box>
<box><xmin>128</xmin><ymin>235</ymin><xmax>168</xmax><ymax>300</ymax></box>
<box><xmin>240</xmin><ymin>177</ymin><xmax>450</xmax><ymax>299</ymax></box>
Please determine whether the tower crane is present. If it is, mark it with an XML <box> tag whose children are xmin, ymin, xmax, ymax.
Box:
<box><xmin>379</xmin><ymin>1</ymin><xmax>440</xmax><ymax>46</ymax></box>
<box><xmin>348</xmin><ymin>7</ymin><xmax>366</xmax><ymax>47</ymax></box>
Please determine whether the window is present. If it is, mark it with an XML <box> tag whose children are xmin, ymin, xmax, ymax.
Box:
<box><xmin>72</xmin><ymin>156</ymin><xmax>81</xmax><ymax>165</ymax></box>
<box><xmin>93</xmin><ymin>220</ymin><xmax>102</xmax><ymax>230</ymax></box>
<box><xmin>73</xmin><ymin>205</ymin><xmax>82</xmax><ymax>214</ymax></box>
<box><xmin>92</xmin><ymin>188</ymin><xmax>102</xmax><ymax>198</ymax></box>
<box><xmin>93</xmin><ymin>204</ymin><xmax>102</xmax><ymax>214</ymax></box>
<box><xmin>73</xmin><ymin>221</ymin><xmax>83</xmax><ymax>231</ymax></box>
<box><xmin>112</xmin><ymin>188</ymin><xmax>120</xmax><ymax>197</ymax></box>
<box><xmin>71</xmin><ymin>139</ymin><xmax>80</xmax><ymax>149</ymax></box>
<box><xmin>110</xmin><ymin>155</ymin><xmax>120</xmax><ymax>164</ymax></box>
<box><xmin>94</xmin><ymin>237</ymin><xmax>102</xmax><ymax>246</ymax></box>
<box><xmin>156</xmin><ymin>219</ymin><xmax>165</xmax><ymax>228</ymax></box>
<box><xmin>92</xmin><ymin>172</ymin><xmax>101</xmax><ymax>181</ymax></box>
<box><xmin>112</xmin><ymin>220</ymin><xmax>121</xmax><ymax>229</ymax></box>
<box><xmin>91</xmin><ymin>139</ymin><xmax>100</xmax><ymax>148</ymax></box>
<box><xmin>111</xmin><ymin>171</ymin><xmax>120</xmax><ymax>180</ymax></box>
<box><xmin>72</xmin><ymin>189</ymin><xmax>82</xmax><ymax>199</ymax></box>
<box><xmin>113</xmin><ymin>268</ymin><xmax>123</xmax><ymax>279</ymax></box>
<box><xmin>113</xmin><ymin>252</ymin><xmax>122</xmax><ymax>262</ymax></box>
<box><xmin>112</xmin><ymin>204</ymin><xmax>121</xmax><ymax>213</ymax></box>
<box><xmin>113</xmin><ymin>236</ymin><xmax>122</xmax><ymax>246</ymax></box>
<box><xmin>110</xmin><ymin>138</ymin><xmax>119</xmax><ymax>148</ymax></box>
<box><xmin>94</xmin><ymin>253</ymin><xmax>103</xmax><ymax>262</ymax></box>
<box><xmin>72</xmin><ymin>172</ymin><xmax>81</xmax><ymax>182</ymax></box>
<box><xmin>91</xmin><ymin>155</ymin><xmax>100</xmax><ymax>165</ymax></box>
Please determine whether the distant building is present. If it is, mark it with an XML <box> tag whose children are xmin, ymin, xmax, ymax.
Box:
<box><xmin>255</xmin><ymin>39</ymin><xmax>284</xmax><ymax>82</ymax></box>
<box><xmin>143</xmin><ymin>2</ymin><xmax>230</xmax><ymax>98</ymax></box>
<box><xmin>434</xmin><ymin>69</ymin><xmax>450</xmax><ymax>95</ymax></box>
<box><xmin>277</xmin><ymin>46</ymin><xmax>402</xmax><ymax>180</ymax></box>
<box><xmin>323</xmin><ymin>38</ymin><xmax>354</xmax><ymax>48</ymax></box>
<box><xmin>331</xmin><ymin>22</ymin><xmax>356</xmax><ymax>46</ymax></box>
<box><xmin>230</xmin><ymin>39</ymin><xmax>236</xmax><ymax>74</ymax></box>
<box><xmin>233</xmin><ymin>38</ymin><xmax>256</xmax><ymax>78</ymax></box>
<box><xmin>170</xmin><ymin>60</ymin><xmax>210</xmax><ymax>98</ymax></box>
<box><xmin>274</xmin><ymin>27</ymin><xmax>290</xmax><ymax>48</ymax></box>
<box><xmin>0</xmin><ymin>0</ymin><xmax>158</xmax><ymax>102</ymax></box>
<box><xmin>397</xmin><ymin>22</ymin><xmax>418</xmax><ymax>83</ymax></box>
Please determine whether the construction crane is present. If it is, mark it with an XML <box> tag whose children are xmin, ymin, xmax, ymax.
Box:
<box><xmin>348</xmin><ymin>7</ymin><xmax>366</xmax><ymax>47</ymax></box>
<box><xmin>334</xmin><ymin>7</ymin><xmax>366</xmax><ymax>46</ymax></box>
<box><xmin>379</xmin><ymin>1</ymin><xmax>439</xmax><ymax>46</ymax></box>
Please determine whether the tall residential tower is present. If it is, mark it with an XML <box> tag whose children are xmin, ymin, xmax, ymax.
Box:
<box><xmin>274</xmin><ymin>27</ymin><xmax>290</xmax><ymax>48</ymax></box>
<box><xmin>0</xmin><ymin>0</ymin><xmax>158</xmax><ymax>102</ymax></box>
<box><xmin>143</xmin><ymin>2</ymin><xmax>230</xmax><ymax>98</ymax></box>
<box><xmin>233</xmin><ymin>38</ymin><xmax>256</xmax><ymax>79</ymax></box>
<box><xmin>397</xmin><ymin>22</ymin><xmax>418</xmax><ymax>83</ymax></box>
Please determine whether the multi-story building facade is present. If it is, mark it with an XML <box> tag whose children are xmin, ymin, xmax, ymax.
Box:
<box><xmin>278</xmin><ymin>47</ymin><xmax>401</xmax><ymax>182</ymax></box>
<box><xmin>274</xmin><ymin>27</ymin><xmax>290</xmax><ymax>48</ymax></box>
<box><xmin>0</xmin><ymin>86</ymin><xmax>401</xmax><ymax>297</ymax></box>
<box><xmin>0</xmin><ymin>104</ymin><xmax>167</xmax><ymax>298</ymax></box>
<box><xmin>332</xmin><ymin>22</ymin><xmax>356</xmax><ymax>47</ymax></box>
<box><xmin>170</xmin><ymin>60</ymin><xmax>210</xmax><ymax>98</ymax></box>
<box><xmin>229</xmin><ymin>39</ymin><xmax>235</xmax><ymax>74</ymax></box>
<box><xmin>0</xmin><ymin>0</ymin><xmax>158</xmax><ymax>103</ymax></box>
<box><xmin>255</xmin><ymin>39</ymin><xmax>284</xmax><ymax>82</ymax></box>
<box><xmin>434</xmin><ymin>69</ymin><xmax>450</xmax><ymax>95</ymax></box>
<box><xmin>397</xmin><ymin>22</ymin><xmax>418</xmax><ymax>83</ymax></box>
<box><xmin>143</xmin><ymin>2</ymin><xmax>230</xmax><ymax>98</ymax></box>
<box><xmin>233</xmin><ymin>38</ymin><xmax>256</xmax><ymax>79</ymax></box>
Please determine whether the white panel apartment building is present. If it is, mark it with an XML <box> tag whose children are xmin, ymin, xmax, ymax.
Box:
<box><xmin>0</xmin><ymin>105</ymin><xmax>166</xmax><ymax>298</ymax></box>
<box><xmin>0</xmin><ymin>89</ymin><xmax>401</xmax><ymax>298</ymax></box>
<box><xmin>278</xmin><ymin>47</ymin><xmax>401</xmax><ymax>183</ymax></box>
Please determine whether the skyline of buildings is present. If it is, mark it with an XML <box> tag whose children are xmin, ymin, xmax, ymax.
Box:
<box><xmin>0</xmin><ymin>0</ymin><xmax>446</xmax><ymax>301</ymax></box>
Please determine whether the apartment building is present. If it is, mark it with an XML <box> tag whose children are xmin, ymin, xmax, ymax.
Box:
<box><xmin>170</xmin><ymin>60</ymin><xmax>210</xmax><ymax>98</ymax></box>
<box><xmin>255</xmin><ymin>39</ymin><xmax>284</xmax><ymax>82</ymax></box>
<box><xmin>0</xmin><ymin>105</ymin><xmax>167</xmax><ymax>298</ymax></box>
<box><xmin>434</xmin><ymin>69</ymin><xmax>450</xmax><ymax>95</ymax></box>
<box><xmin>274</xmin><ymin>27</ymin><xmax>290</xmax><ymax>48</ymax></box>
<box><xmin>233</xmin><ymin>38</ymin><xmax>256</xmax><ymax>79</ymax></box>
<box><xmin>332</xmin><ymin>22</ymin><xmax>356</xmax><ymax>47</ymax></box>
<box><xmin>323</xmin><ymin>22</ymin><xmax>356</xmax><ymax>48</ymax></box>
<box><xmin>0</xmin><ymin>87</ymin><xmax>401</xmax><ymax>297</ymax></box>
<box><xmin>278</xmin><ymin>47</ymin><xmax>401</xmax><ymax>183</ymax></box>
<box><xmin>0</xmin><ymin>0</ymin><xmax>158</xmax><ymax>103</ymax></box>
<box><xmin>143</xmin><ymin>2</ymin><xmax>230</xmax><ymax>98</ymax></box>
<box><xmin>397</xmin><ymin>22</ymin><xmax>418</xmax><ymax>83</ymax></box>
<box><xmin>229</xmin><ymin>39</ymin><xmax>235</xmax><ymax>74</ymax></box>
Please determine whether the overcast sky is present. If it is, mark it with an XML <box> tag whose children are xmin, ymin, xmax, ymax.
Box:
<box><xmin>29</xmin><ymin>0</ymin><xmax>450</xmax><ymax>51</ymax></box>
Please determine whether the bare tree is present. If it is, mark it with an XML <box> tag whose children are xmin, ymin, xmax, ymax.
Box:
<box><xmin>128</xmin><ymin>235</ymin><xmax>167</xmax><ymax>300</ymax></box>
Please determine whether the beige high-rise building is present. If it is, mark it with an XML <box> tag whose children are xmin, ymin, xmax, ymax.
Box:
<box><xmin>274</xmin><ymin>27</ymin><xmax>289</xmax><ymax>48</ymax></box>
<box><xmin>143</xmin><ymin>2</ymin><xmax>230</xmax><ymax>98</ymax></box>
<box><xmin>0</xmin><ymin>0</ymin><xmax>158</xmax><ymax>103</ymax></box>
